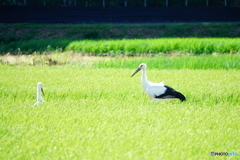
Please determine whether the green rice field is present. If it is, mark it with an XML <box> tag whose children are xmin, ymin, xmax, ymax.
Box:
<box><xmin>1</xmin><ymin>54</ymin><xmax>239</xmax><ymax>159</ymax></box>
<box><xmin>1</xmin><ymin>38</ymin><xmax>240</xmax><ymax>55</ymax></box>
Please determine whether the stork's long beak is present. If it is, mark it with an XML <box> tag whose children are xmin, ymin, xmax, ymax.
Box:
<box><xmin>131</xmin><ymin>67</ymin><xmax>141</xmax><ymax>77</ymax></box>
<box><xmin>41</xmin><ymin>87</ymin><xmax>44</xmax><ymax>96</ymax></box>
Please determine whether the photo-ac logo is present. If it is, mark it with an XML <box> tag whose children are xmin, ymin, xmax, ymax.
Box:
<box><xmin>211</xmin><ymin>152</ymin><xmax>238</xmax><ymax>156</ymax></box>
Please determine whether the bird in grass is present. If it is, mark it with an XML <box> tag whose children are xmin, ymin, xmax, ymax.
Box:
<box><xmin>34</xmin><ymin>82</ymin><xmax>45</xmax><ymax>106</ymax></box>
<box><xmin>131</xmin><ymin>63</ymin><xmax>186</xmax><ymax>102</ymax></box>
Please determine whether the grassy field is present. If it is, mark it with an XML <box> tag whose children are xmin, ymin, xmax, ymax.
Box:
<box><xmin>1</xmin><ymin>55</ymin><xmax>239</xmax><ymax>159</ymax></box>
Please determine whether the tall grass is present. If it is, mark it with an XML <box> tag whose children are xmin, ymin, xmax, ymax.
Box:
<box><xmin>1</xmin><ymin>38</ymin><xmax>239</xmax><ymax>55</ymax></box>
<box><xmin>0</xmin><ymin>64</ymin><xmax>239</xmax><ymax>159</ymax></box>
<box><xmin>66</xmin><ymin>38</ymin><xmax>240</xmax><ymax>55</ymax></box>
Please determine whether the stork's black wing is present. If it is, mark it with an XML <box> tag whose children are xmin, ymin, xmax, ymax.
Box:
<box><xmin>154</xmin><ymin>85</ymin><xmax>186</xmax><ymax>101</ymax></box>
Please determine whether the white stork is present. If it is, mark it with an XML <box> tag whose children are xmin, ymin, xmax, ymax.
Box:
<box><xmin>131</xmin><ymin>63</ymin><xmax>186</xmax><ymax>102</ymax></box>
<box><xmin>34</xmin><ymin>82</ymin><xmax>44</xmax><ymax>106</ymax></box>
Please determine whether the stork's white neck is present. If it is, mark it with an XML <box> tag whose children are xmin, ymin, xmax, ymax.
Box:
<box><xmin>37</xmin><ymin>85</ymin><xmax>43</xmax><ymax>102</ymax></box>
<box><xmin>141</xmin><ymin>67</ymin><xmax>150</xmax><ymax>90</ymax></box>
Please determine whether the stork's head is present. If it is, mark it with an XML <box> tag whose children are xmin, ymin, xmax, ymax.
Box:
<box><xmin>131</xmin><ymin>63</ymin><xmax>146</xmax><ymax>77</ymax></box>
<box><xmin>37</xmin><ymin>82</ymin><xmax>44</xmax><ymax>95</ymax></box>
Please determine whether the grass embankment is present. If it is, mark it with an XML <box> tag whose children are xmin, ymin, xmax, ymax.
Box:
<box><xmin>0</xmin><ymin>23</ymin><xmax>240</xmax><ymax>54</ymax></box>
<box><xmin>1</xmin><ymin>62</ymin><xmax>239</xmax><ymax>159</ymax></box>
